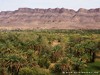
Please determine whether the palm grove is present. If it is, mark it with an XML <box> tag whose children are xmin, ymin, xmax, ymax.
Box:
<box><xmin>0</xmin><ymin>30</ymin><xmax>100</xmax><ymax>75</ymax></box>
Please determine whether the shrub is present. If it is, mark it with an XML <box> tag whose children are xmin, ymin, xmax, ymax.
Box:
<box><xmin>19</xmin><ymin>67</ymin><xmax>50</xmax><ymax>75</ymax></box>
<box><xmin>32</xmin><ymin>67</ymin><xmax>50</xmax><ymax>75</ymax></box>
<box><xmin>19</xmin><ymin>67</ymin><xmax>33</xmax><ymax>75</ymax></box>
<box><xmin>50</xmin><ymin>63</ymin><xmax>62</xmax><ymax>73</ymax></box>
<box><xmin>38</xmin><ymin>58</ymin><xmax>50</xmax><ymax>69</ymax></box>
<box><xmin>0</xmin><ymin>67</ymin><xmax>7</xmax><ymax>75</ymax></box>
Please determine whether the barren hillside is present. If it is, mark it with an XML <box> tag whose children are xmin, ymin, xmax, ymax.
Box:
<box><xmin>0</xmin><ymin>8</ymin><xmax>100</xmax><ymax>30</ymax></box>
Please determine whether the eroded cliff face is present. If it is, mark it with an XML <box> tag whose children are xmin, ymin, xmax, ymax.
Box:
<box><xmin>0</xmin><ymin>8</ymin><xmax>100</xmax><ymax>30</ymax></box>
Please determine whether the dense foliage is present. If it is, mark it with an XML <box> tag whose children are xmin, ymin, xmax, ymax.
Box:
<box><xmin>0</xmin><ymin>30</ymin><xmax>100</xmax><ymax>75</ymax></box>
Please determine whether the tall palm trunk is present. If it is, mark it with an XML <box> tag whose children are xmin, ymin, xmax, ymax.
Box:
<box><xmin>91</xmin><ymin>52</ymin><xmax>95</xmax><ymax>62</ymax></box>
<box><xmin>90</xmin><ymin>50</ymin><xmax>95</xmax><ymax>63</ymax></box>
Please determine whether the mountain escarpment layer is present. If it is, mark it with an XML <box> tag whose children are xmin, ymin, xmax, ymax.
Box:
<box><xmin>0</xmin><ymin>8</ymin><xmax>100</xmax><ymax>30</ymax></box>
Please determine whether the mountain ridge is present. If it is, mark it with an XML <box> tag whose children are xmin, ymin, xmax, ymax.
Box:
<box><xmin>0</xmin><ymin>8</ymin><xmax>100</xmax><ymax>30</ymax></box>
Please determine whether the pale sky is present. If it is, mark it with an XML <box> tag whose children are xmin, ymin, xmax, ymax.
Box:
<box><xmin>0</xmin><ymin>0</ymin><xmax>100</xmax><ymax>11</ymax></box>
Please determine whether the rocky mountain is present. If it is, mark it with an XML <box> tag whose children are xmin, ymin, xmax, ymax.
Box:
<box><xmin>0</xmin><ymin>8</ymin><xmax>100</xmax><ymax>30</ymax></box>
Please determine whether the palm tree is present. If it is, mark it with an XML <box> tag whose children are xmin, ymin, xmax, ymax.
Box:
<box><xmin>71</xmin><ymin>57</ymin><xmax>86</xmax><ymax>71</ymax></box>
<box><xmin>60</xmin><ymin>57</ymin><xmax>72</xmax><ymax>72</ymax></box>
<box><xmin>7</xmin><ymin>55</ymin><xmax>25</xmax><ymax>75</ymax></box>
<box><xmin>51</xmin><ymin>45</ymin><xmax>62</xmax><ymax>62</ymax></box>
<box><xmin>82</xmin><ymin>40</ymin><xmax>98</xmax><ymax>62</ymax></box>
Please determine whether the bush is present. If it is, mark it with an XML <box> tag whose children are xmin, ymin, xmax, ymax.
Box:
<box><xmin>19</xmin><ymin>67</ymin><xmax>50</xmax><ymax>75</ymax></box>
<box><xmin>19</xmin><ymin>67</ymin><xmax>33</xmax><ymax>75</ymax></box>
<box><xmin>38</xmin><ymin>58</ymin><xmax>50</xmax><ymax>69</ymax></box>
<box><xmin>0</xmin><ymin>67</ymin><xmax>7</xmax><ymax>75</ymax></box>
<box><xmin>50</xmin><ymin>63</ymin><xmax>62</xmax><ymax>73</ymax></box>
<box><xmin>32</xmin><ymin>67</ymin><xmax>50</xmax><ymax>75</ymax></box>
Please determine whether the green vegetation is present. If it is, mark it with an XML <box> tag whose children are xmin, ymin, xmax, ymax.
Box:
<box><xmin>0</xmin><ymin>30</ymin><xmax>100</xmax><ymax>75</ymax></box>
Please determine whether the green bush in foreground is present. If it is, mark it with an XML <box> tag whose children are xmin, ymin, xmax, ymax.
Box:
<box><xmin>19</xmin><ymin>67</ymin><xmax>33</xmax><ymax>75</ymax></box>
<box><xmin>19</xmin><ymin>67</ymin><xmax>50</xmax><ymax>75</ymax></box>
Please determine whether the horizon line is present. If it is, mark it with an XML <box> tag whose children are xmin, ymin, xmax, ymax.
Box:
<box><xmin>0</xmin><ymin>7</ymin><xmax>100</xmax><ymax>12</ymax></box>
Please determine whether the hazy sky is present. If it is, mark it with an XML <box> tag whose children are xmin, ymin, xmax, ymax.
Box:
<box><xmin>0</xmin><ymin>0</ymin><xmax>100</xmax><ymax>11</ymax></box>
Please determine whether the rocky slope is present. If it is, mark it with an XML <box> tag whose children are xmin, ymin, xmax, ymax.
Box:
<box><xmin>0</xmin><ymin>8</ymin><xmax>100</xmax><ymax>30</ymax></box>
